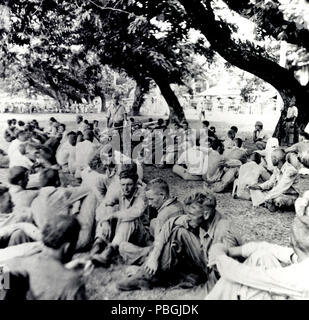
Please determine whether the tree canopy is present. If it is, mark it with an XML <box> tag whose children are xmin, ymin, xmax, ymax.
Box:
<box><xmin>0</xmin><ymin>0</ymin><xmax>308</xmax><ymax>129</ymax></box>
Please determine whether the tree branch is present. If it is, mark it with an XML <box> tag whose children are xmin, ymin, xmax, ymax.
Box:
<box><xmin>88</xmin><ymin>0</ymin><xmax>132</xmax><ymax>15</ymax></box>
<box><xmin>223</xmin><ymin>0</ymin><xmax>309</xmax><ymax>51</ymax></box>
<box><xmin>178</xmin><ymin>0</ymin><xmax>305</xmax><ymax>101</ymax></box>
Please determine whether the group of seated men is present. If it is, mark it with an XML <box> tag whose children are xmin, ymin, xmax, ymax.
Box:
<box><xmin>0</xmin><ymin>114</ymin><xmax>309</xmax><ymax>300</ymax></box>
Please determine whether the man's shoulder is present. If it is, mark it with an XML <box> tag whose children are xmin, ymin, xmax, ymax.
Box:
<box><xmin>159</xmin><ymin>198</ymin><xmax>184</xmax><ymax>215</ymax></box>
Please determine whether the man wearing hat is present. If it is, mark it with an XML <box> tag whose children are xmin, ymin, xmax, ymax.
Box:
<box><xmin>253</xmin><ymin>121</ymin><xmax>269</xmax><ymax>150</ymax></box>
<box><xmin>206</xmin><ymin>215</ymin><xmax>309</xmax><ymax>299</ymax></box>
<box><xmin>116</xmin><ymin>192</ymin><xmax>241</xmax><ymax>291</ymax></box>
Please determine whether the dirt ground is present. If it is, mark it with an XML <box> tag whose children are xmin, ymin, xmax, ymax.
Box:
<box><xmin>0</xmin><ymin>112</ymin><xmax>305</xmax><ymax>300</ymax></box>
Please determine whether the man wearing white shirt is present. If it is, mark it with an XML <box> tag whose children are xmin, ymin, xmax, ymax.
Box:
<box><xmin>9</xmin><ymin>143</ymin><xmax>39</xmax><ymax>170</ymax></box>
<box><xmin>75</xmin><ymin>130</ymin><xmax>97</xmax><ymax>178</ymax></box>
<box><xmin>172</xmin><ymin>142</ymin><xmax>208</xmax><ymax>181</ymax></box>
<box><xmin>206</xmin><ymin>215</ymin><xmax>309</xmax><ymax>300</ymax></box>
<box><xmin>56</xmin><ymin>132</ymin><xmax>77</xmax><ymax>170</ymax></box>
<box><xmin>8</xmin><ymin>131</ymin><xmax>29</xmax><ymax>161</ymax></box>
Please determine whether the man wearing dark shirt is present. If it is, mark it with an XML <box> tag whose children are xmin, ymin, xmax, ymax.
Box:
<box><xmin>1</xmin><ymin>215</ymin><xmax>86</xmax><ymax>300</ymax></box>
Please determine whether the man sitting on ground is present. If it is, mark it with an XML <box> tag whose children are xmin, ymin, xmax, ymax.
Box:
<box><xmin>0</xmin><ymin>215</ymin><xmax>86</xmax><ymax>300</ymax></box>
<box><xmin>89</xmin><ymin>169</ymin><xmax>148</xmax><ymax>268</ymax></box>
<box><xmin>253</xmin><ymin>121</ymin><xmax>269</xmax><ymax>150</ymax></box>
<box><xmin>0</xmin><ymin>186</ymin><xmax>35</xmax><ymax>246</ymax></box>
<box><xmin>232</xmin><ymin>153</ymin><xmax>271</xmax><ymax>201</ymax></box>
<box><xmin>249</xmin><ymin>148</ymin><xmax>299</xmax><ymax>211</ymax></box>
<box><xmin>119</xmin><ymin>178</ymin><xmax>184</xmax><ymax>266</ymax></box>
<box><xmin>75</xmin><ymin>130</ymin><xmax>96</xmax><ymax>179</ymax></box>
<box><xmin>223</xmin><ymin>129</ymin><xmax>236</xmax><ymax>150</ymax></box>
<box><xmin>172</xmin><ymin>140</ymin><xmax>207</xmax><ymax>181</ymax></box>
<box><xmin>285</xmin><ymin>131</ymin><xmax>309</xmax><ymax>155</ymax></box>
<box><xmin>203</xmin><ymin>140</ymin><xmax>242</xmax><ymax>193</ymax></box>
<box><xmin>8</xmin><ymin>166</ymin><xmax>38</xmax><ymax>209</ymax></box>
<box><xmin>117</xmin><ymin>192</ymin><xmax>241</xmax><ymax>292</ymax></box>
<box><xmin>56</xmin><ymin>132</ymin><xmax>77</xmax><ymax>172</ymax></box>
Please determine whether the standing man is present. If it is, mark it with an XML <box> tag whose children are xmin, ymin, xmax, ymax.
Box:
<box><xmin>285</xmin><ymin>104</ymin><xmax>298</xmax><ymax>146</ymax></box>
<box><xmin>106</xmin><ymin>93</ymin><xmax>128</xmax><ymax>129</ymax></box>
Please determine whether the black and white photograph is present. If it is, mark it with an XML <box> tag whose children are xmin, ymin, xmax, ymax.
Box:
<box><xmin>0</xmin><ymin>0</ymin><xmax>308</xmax><ymax>305</ymax></box>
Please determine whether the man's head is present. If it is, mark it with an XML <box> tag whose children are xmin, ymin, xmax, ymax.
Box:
<box><xmin>211</xmin><ymin>139</ymin><xmax>224</xmax><ymax>155</ymax></box>
<box><xmin>7</xmin><ymin>119</ymin><xmax>13</xmax><ymax>128</ymax></box>
<box><xmin>49</xmin><ymin>117</ymin><xmax>57</xmax><ymax>126</ymax></box>
<box><xmin>255</xmin><ymin>121</ymin><xmax>263</xmax><ymax>131</ymax></box>
<box><xmin>249</xmin><ymin>152</ymin><xmax>262</xmax><ymax>165</ymax></box>
<box><xmin>38</xmin><ymin>146</ymin><xmax>56</xmax><ymax>165</ymax></box>
<box><xmin>119</xmin><ymin>170</ymin><xmax>139</xmax><ymax>198</ymax></box>
<box><xmin>67</xmin><ymin>132</ymin><xmax>77</xmax><ymax>146</ymax></box>
<box><xmin>58</xmin><ymin>123</ymin><xmax>66</xmax><ymax>134</ymax></box>
<box><xmin>0</xmin><ymin>186</ymin><xmax>14</xmax><ymax>214</ymax></box>
<box><xmin>290</xmin><ymin>216</ymin><xmax>309</xmax><ymax>258</ymax></box>
<box><xmin>234</xmin><ymin>138</ymin><xmax>243</xmax><ymax>148</ymax></box>
<box><xmin>271</xmin><ymin>148</ymin><xmax>286</xmax><ymax>168</ymax></box>
<box><xmin>17</xmin><ymin>130</ymin><xmax>29</xmax><ymax>142</ymax></box>
<box><xmin>18</xmin><ymin>120</ymin><xmax>25</xmax><ymax>127</ymax></box>
<box><xmin>76</xmin><ymin>131</ymin><xmax>84</xmax><ymax>143</ymax></box>
<box><xmin>9</xmin><ymin>166</ymin><xmax>29</xmax><ymax>189</ymax></box>
<box><xmin>42</xmin><ymin>215</ymin><xmax>81</xmax><ymax>263</ymax></box>
<box><xmin>88</xmin><ymin>153</ymin><xmax>106</xmax><ymax>174</ymax></box>
<box><xmin>230</xmin><ymin>126</ymin><xmax>238</xmax><ymax>134</ymax></box>
<box><xmin>227</xmin><ymin>129</ymin><xmax>236</xmax><ymax>140</ymax></box>
<box><xmin>24</xmin><ymin>143</ymin><xmax>41</xmax><ymax>162</ymax></box>
<box><xmin>12</xmin><ymin>119</ymin><xmax>17</xmax><ymax>126</ymax></box>
<box><xmin>83</xmin><ymin>130</ymin><xmax>94</xmax><ymax>142</ymax></box>
<box><xmin>76</xmin><ymin>115</ymin><xmax>83</xmax><ymax>124</ymax></box>
<box><xmin>210</xmin><ymin>126</ymin><xmax>216</xmax><ymax>133</ymax></box>
<box><xmin>184</xmin><ymin>192</ymin><xmax>217</xmax><ymax>228</ymax></box>
<box><xmin>202</xmin><ymin>120</ymin><xmax>209</xmax><ymax>128</ymax></box>
<box><xmin>39</xmin><ymin>168</ymin><xmax>61</xmax><ymax>188</ymax></box>
<box><xmin>146</xmin><ymin>178</ymin><xmax>170</xmax><ymax>210</ymax></box>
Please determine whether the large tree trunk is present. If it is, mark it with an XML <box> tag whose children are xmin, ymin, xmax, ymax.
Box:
<box><xmin>132</xmin><ymin>82</ymin><xmax>148</xmax><ymax>116</ymax></box>
<box><xmin>154</xmin><ymin>76</ymin><xmax>185</xmax><ymax>123</ymax></box>
<box><xmin>179</xmin><ymin>0</ymin><xmax>309</xmax><ymax>133</ymax></box>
